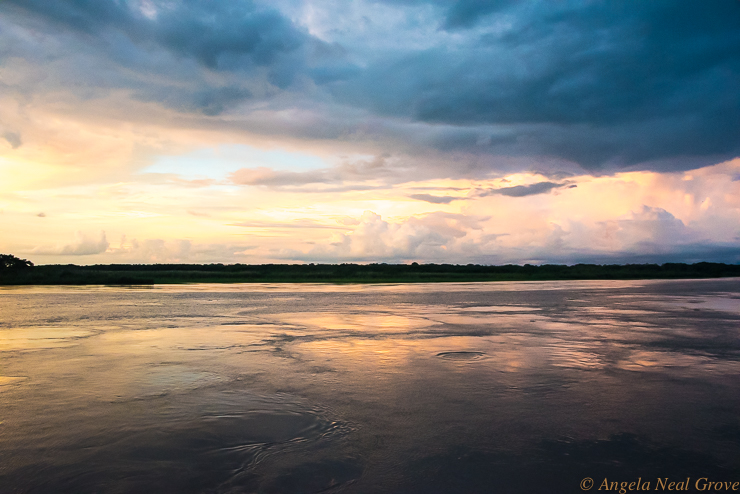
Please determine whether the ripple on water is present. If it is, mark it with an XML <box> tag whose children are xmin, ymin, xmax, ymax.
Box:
<box><xmin>0</xmin><ymin>376</ymin><xmax>27</xmax><ymax>391</ymax></box>
<box><xmin>436</xmin><ymin>351</ymin><xmax>486</xmax><ymax>361</ymax></box>
<box><xmin>5</xmin><ymin>392</ymin><xmax>358</xmax><ymax>493</ymax></box>
<box><xmin>0</xmin><ymin>328</ymin><xmax>95</xmax><ymax>351</ymax></box>
<box><xmin>199</xmin><ymin>409</ymin><xmax>339</xmax><ymax>445</ymax></box>
<box><xmin>116</xmin><ymin>404</ymin><xmax>358</xmax><ymax>492</ymax></box>
<box><xmin>137</xmin><ymin>367</ymin><xmax>223</xmax><ymax>397</ymax></box>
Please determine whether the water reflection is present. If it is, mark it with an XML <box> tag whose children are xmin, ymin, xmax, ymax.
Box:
<box><xmin>1</xmin><ymin>279</ymin><xmax>740</xmax><ymax>492</ymax></box>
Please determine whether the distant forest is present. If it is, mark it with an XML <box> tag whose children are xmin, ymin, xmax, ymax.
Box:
<box><xmin>1</xmin><ymin>254</ymin><xmax>739</xmax><ymax>285</ymax></box>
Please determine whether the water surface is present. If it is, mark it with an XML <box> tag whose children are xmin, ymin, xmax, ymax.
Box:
<box><xmin>1</xmin><ymin>279</ymin><xmax>740</xmax><ymax>492</ymax></box>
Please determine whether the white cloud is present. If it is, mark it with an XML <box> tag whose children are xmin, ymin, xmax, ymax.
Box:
<box><xmin>300</xmin><ymin>210</ymin><xmax>486</xmax><ymax>262</ymax></box>
<box><xmin>32</xmin><ymin>231</ymin><xmax>110</xmax><ymax>256</ymax></box>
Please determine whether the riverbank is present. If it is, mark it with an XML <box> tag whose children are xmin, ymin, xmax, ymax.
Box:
<box><xmin>2</xmin><ymin>262</ymin><xmax>739</xmax><ymax>285</ymax></box>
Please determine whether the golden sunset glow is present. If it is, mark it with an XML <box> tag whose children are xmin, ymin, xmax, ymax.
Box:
<box><xmin>1</xmin><ymin>1</ymin><xmax>739</xmax><ymax>265</ymax></box>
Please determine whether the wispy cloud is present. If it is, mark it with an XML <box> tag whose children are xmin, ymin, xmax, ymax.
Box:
<box><xmin>230</xmin><ymin>167</ymin><xmax>334</xmax><ymax>186</ymax></box>
<box><xmin>408</xmin><ymin>194</ymin><xmax>460</xmax><ymax>204</ymax></box>
<box><xmin>478</xmin><ymin>181</ymin><xmax>576</xmax><ymax>198</ymax></box>
<box><xmin>228</xmin><ymin>154</ymin><xmax>411</xmax><ymax>192</ymax></box>
<box><xmin>232</xmin><ymin>219</ymin><xmax>349</xmax><ymax>230</ymax></box>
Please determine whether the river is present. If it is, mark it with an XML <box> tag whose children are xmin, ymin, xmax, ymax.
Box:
<box><xmin>1</xmin><ymin>279</ymin><xmax>739</xmax><ymax>492</ymax></box>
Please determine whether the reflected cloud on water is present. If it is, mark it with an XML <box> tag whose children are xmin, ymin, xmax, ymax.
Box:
<box><xmin>1</xmin><ymin>279</ymin><xmax>739</xmax><ymax>492</ymax></box>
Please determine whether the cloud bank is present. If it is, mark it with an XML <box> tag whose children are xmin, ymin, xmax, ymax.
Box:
<box><xmin>32</xmin><ymin>231</ymin><xmax>110</xmax><ymax>256</ymax></box>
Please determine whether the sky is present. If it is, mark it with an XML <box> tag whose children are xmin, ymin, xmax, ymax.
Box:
<box><xmin>1</xmin><ymin>0</ymin><xmax>739</xmax><ymax>265</ymax></box>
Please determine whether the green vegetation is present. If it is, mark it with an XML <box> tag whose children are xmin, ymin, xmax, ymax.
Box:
<box><xmin>1</xmin><ymin>254</ymin><xmax>34</xmax><ymax>270</ymax></box>
<box><xmin>1</xmin><ymin>255</ymin><xmax>739</xmax><ymax>285</ymax></box>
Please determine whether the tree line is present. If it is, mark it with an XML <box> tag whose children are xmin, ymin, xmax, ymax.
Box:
<box><xmin>1</xmin><ymin>253</ymin><xmax>739</xmax><ymax>285</ymax></box>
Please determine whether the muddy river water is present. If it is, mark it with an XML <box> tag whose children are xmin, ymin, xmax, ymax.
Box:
<box><xmin>1</xmin><ymin>279</ymin><xmax>740</xmax><ymax>493</ymax></box>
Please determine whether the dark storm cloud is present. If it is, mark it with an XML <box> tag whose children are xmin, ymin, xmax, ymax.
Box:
<box><xmin>442</xmin><ymin>0</ymin><xmax>514</xmax><ymax>30</ymax></box>
<box><xmin>479</xmin><ymin>181</ymin><xmax>574</xmax><ymax>198</ymax></box>
<box><xmin>371</xmin><ymin>0</ymin><xmax>513</xmax><ymax>29</ymax></box>
<box><xmin>1</xmin><ymin>0</ymin><xmax>353</xmax><ymax>114</ymax></box>
<box><xmin>2</xmin><ymin>0</ymin><xmax>739</xmax><ymax>172</ymax></box>
<box><xmin>4</xmin><ymin>0</ymin><xmax>307</xmax><ymax>76</ymax></box>
<box><xmin>334</xmin><ymin>0</ymin><xmax>740</xmax><ymax>170</ymax></box>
